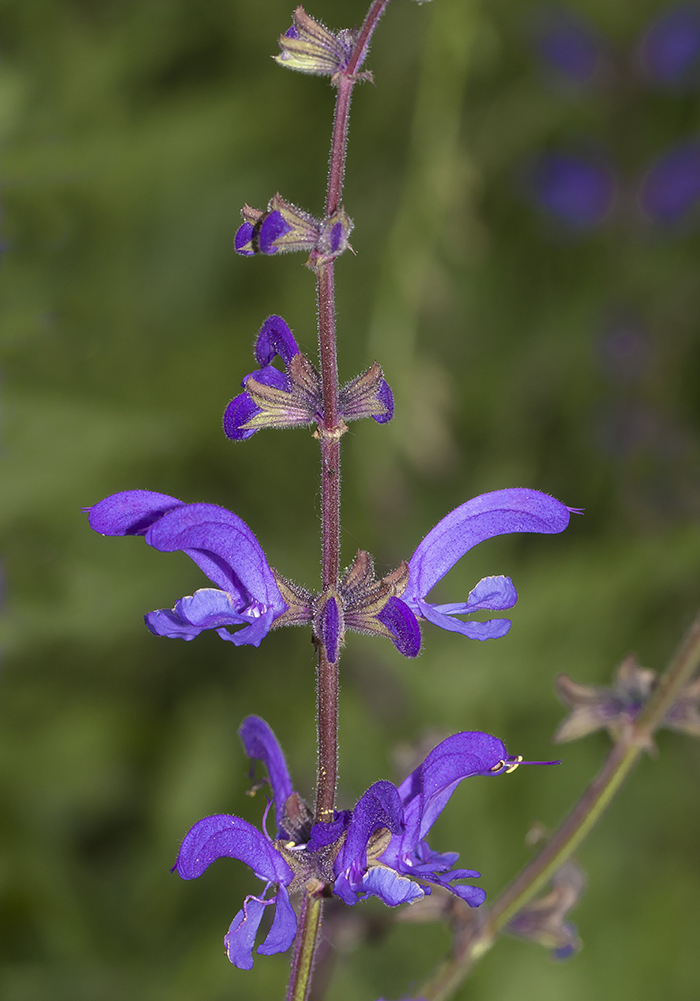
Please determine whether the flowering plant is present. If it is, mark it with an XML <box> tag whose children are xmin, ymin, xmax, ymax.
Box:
<box><xmin>78</xmin><ymin>2</ymin><xmax>700</xmax><ymax>999</ymax></box>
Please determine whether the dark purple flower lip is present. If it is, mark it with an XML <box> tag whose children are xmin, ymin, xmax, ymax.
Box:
<box><xmin>234</xmin><ymin>193</ymin><xmax>353</xmax><ymax>265</ymax></box>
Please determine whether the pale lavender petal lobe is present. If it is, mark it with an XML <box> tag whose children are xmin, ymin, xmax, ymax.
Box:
<box><xmin>359</xmin><ymin>866</ymin><xmax>424</xmax><ymax>906</ymax></box>
<box><xmin>418</xmin><ymin>601</ymin><xmax>512</xmax><ymax>640</ymax></box>
<box><xmin>225</xmin><ymin>897</ymin><xmax>268</xmax><ymax>969</ymax></box>
<box><xmin>256</xmin><ymin>886</ymin><xmax>297</xmax><ymax>956</ymax></box>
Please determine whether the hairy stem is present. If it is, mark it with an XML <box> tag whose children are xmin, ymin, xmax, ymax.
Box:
<box><xmin>288</xmin><ymin>2</ymin><xmax>396</xmax><ymax>997</ymax></box>
<box><xmin>414</xmin><ymin>609</ymin><xmax>700</xmax><ymax>1001</ymax></box>
<box><xmin>286</xmin><ymin>894</ymin><xmax>324</xmax><ymax>1001</ymax></box>
<box><xmin>314</xmin><ymin>0</ymin><xmax>393</xmax><ymax>827</ymax></box>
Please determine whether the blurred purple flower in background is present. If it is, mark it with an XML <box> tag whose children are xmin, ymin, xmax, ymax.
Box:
<box><xmin>638</xmin><ymin>4</ymin><xmax>700</xmax><ymax>88</ymax></box>
<box><xmin>532</xmin><ymin>7</ymin><xmax>603</xmax><ymax>85</ymax></box>
<box><xmin>529</xmin><ymin>152</ymin><xmax>616</xmax><ymax>229</ymax></box>
<box><xmin>639</xmin><ymin>139</ymin><xmax>700</xmax><ymax>223</ymax></box>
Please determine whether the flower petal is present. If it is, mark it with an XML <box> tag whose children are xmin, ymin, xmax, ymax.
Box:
<box><xmin>234</xmin><ymin>223</ymin><xmax>256</xmax><ymax>257</ymax></box>
<box><xmin>223</xmin><ymin>394</ymin><xmax>260</xmax><ymax>441</ymax></box>
<box><xmin>404</xmin><ymin>489</ymin><xmax>573</xmax><ymax>608</ymax></box>
<box><xmin>239</xmin><ymin>716</ymin><xmax>293</xmax><ymax>834</ymax></box>
<box><xmin>258</xmin><ymin>211</ymin><xmax>292</xmax><ymax>254</ymax></box>
<box><xmin>418</xmin><ymin>601</ymin><xmax>512</xmax><ymax>641</ymax></box>
<box><xmin>359</xmin><ymin>866</ymin><xmax>424</xmax><ymax>906</ymax></box>
<box><xmin>87</xmin><ymin>490</ymin><xmax>184</xmax><ymax>536</ymax></box>
<box><xmin>255</xmin><ymin>315</ymin><xmax>299</xmax><ymax>367</ymax></box>
<box><xmin>145</xmin><ymin>590</ymin><xmax>276</xmax><ymax>647</ymax></box>
<box><xmin>396</xmin><ymin>732</ymin><xmax>507</xmax><ymax>851</ymax></box>
<box><xmin>225</xmin><ymin>896</ymin><xmax>268</xmax><ymax>969</ymax></box>
<box><xmin>144</xmin><ymin>502</ymin><xmax>285</xmax><ymax>613</ymax></box>
<box><xmin>376</xmin><ymin>597</ymin><xmax>421</xmax><ymax>657</ymax></box>
<box><xmin>257</xmin><ymin>885</ymin><xmax>297</xmax><ymax>956</ymax></box>
<box><xmin>463</xmin><ymin>574</ymin><xmax>518</xmax><ymax>611</ymax></box>
<box><xmin>336</xmin><ymin>781</ymin><xmax>404</xmax><ymax>877</ymax></box>
<box><xmin>174</xmin><ymin>814</ymin><xmax>293</xmax><ymax>884</ymax></box>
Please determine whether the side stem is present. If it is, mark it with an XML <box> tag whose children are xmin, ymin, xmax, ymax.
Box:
<box><xmin>414</xmin><ymin>609</ymin><xmax>700</xmax><ymax>1001</ymax></box>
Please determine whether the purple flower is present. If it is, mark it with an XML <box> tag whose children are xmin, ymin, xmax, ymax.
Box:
<box><xmin>401</xmin><ymin>488</ymin><xmax>576</xmax><ymax>643</ymax></box>
<box><xmin>532</xmin><ymin>8</ymin><xmax>603</xmax><ymax>85</ymax></box>
<box><xmin>638</xmin><ymin>4</ymin><xmax>700</xmax><ymax>88</ymax></box>
<box><xmin>223</xmin><ymin>315</ymin><xmax>393</xmax><ymax>440</ymax></box>
<box><xmin>86</xmin><ymin>490</ymin><xmax>287</xmax><ymax>647</ymax></box>
<box><xmin>639</xmin><ymin>139</ymin><xmax>700</xmax><ymax>223</ymax></box>
<box><xmin>174</xmin><ymin>716</ymin><xmax>536</xmax><ymax>968</ymax></box>
<box><xmin>234</xmin><ymin>193</ymin><xmax>353</xmax><ymax>263</ymax></box>
<box><xmin>530</xmin><ymin>153</ymin><xmax>616</xmax><ymax>229</ymax></box>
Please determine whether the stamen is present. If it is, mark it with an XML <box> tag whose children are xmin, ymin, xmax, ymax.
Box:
<box><xmin>490</xmin><ymin>755</ymin><xmax>562</xmax><ymax>775</ymax></box>
<box><xmin>245</xmin><ymin>778</ymin><xmax>269</xmax><ymax>797</ymax></box>
<box><xmin>261</xmin><ymin>797</ymin><xmax>275</xmax><ymax>842</ymax></box>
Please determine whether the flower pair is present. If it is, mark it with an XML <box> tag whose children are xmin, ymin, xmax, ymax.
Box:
<box><xmin>222</xmin><ymin>314</ymin><xmax>393</xmax><ymax>441</ymax></box>
<box><xmin>174</xmin><ymin>715</ymin><xmax>542</xmax><ymax>969</ymax></box>
<box><xmin>87</xmin><ymin>487</ymin><xmax>576</xmax><ymax>657</ymax></box>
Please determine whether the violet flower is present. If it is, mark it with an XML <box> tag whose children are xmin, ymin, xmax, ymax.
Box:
<box><xmin>223</xmin><ymin>314</ymin><xmax>393</xmax><ymax>441</ymax></box>
<box><xmin>86</xmin><ymin>490</ymin><xmax>287</xmax><ymax>647</ymax></box>
<box><xmin>532</xmin><ymin>8</ymin><xmax>603</xmax><ymax>86</ymax></box>
<box><xmin>174</xmin><ymin>715</ymin><xmax>538</xmax><ymax>968</ymax></box>
<box><xmin>639</xmin><ymin>139</ymin><xmax>700</xmax><ymax>224</ymax></box>
<box><xmin>234</xmin><ymin>193</ymin><xmax>353</xmax><ymax>262</ymax></box>
<box><xmin>530</xmin><ymin>152</ymin><xmax>616</xmax><ymax>229</ymax></box>
<box><xmin>638</xmin><ymin>3</ymin><xmax>700</xmax><ymax>88</ymax></box>
<box><xmin>400</xmin><ymin>488</ymin><xmax>576</xmax><ymax>642</ymax></box>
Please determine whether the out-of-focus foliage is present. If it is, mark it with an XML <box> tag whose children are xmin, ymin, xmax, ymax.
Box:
<box><xmin>1</xmin><ymin>0</ymin><xmax>699</xmax><ymax>998</ymax></box>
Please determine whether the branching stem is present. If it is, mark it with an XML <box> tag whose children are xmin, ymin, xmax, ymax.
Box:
<box><xmin>413</xmin><ymin>609</ymin><xmax>700</xmax><ymax>1001</ymax></box>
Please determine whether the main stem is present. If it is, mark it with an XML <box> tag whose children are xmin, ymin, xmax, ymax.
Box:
<box><xmin>414</xmin><ymin>609</ymin><xmax>700</xmax><ymax>1001</ymax></box>
<box><xmin>287</xmin><ymin>4</ymin><xmax>393</xmax><ymax>999</ymax></box>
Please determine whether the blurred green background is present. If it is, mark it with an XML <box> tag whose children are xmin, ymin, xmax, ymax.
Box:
<box><xmin>2</xmin><ymin>0</ymin><xmax>700</xmax><ymax>998</ymax></box>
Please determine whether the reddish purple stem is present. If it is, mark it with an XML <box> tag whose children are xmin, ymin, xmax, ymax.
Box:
<box><xmin>314</xmin><ymin>0</ymin><xmax>390</xmax><ymax>822</ymax></box>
